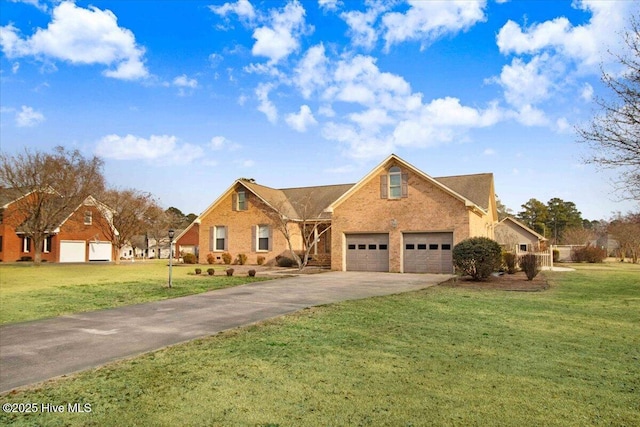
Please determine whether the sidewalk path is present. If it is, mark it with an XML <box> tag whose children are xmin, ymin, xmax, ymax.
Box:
<box><xmin>0</xmin><ymin>271</ymin><xmax>450</xmax><ymax>393</ymax></box>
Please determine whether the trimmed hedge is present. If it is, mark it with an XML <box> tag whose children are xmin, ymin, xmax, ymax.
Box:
<box><xmin>453</xmin><ymin>237</ymin><xmax>502</xmax><ymax>281</ymax></box>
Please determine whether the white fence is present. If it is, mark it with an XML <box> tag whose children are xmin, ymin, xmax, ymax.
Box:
<box><xmin>515</xmin><ymin>247</ymin><xmax>553</xmax><ymax>269</ymax></box>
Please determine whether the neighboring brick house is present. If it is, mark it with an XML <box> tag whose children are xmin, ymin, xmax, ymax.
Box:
<box><xmin>194</xmin><ymin>154</ymin><xmax>498</xmax><ymax>273</ymax></box>
<box><xmin>0</xmin><ymin>190</ymin><xmax>117</xmax><ymax>263</ymax></box>
<box><xmin>175</xmin><ymin>223</ymin><xmax>199</xmax><ymax>258</ymax></box>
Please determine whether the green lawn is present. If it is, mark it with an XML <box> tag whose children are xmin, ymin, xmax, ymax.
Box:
<box><xmin>0</xmin><ymin>261</ymin><xmax>268</xmax><ymax>324</ymax></box>
<box><xmin>1</xmin><ymin>263</ymin><xmax>639</xmax><ymax>426</ymax></box>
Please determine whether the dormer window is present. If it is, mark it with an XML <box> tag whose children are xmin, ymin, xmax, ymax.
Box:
<box><xmin>380</xmin><ymin>166</ymin><xmax>408</xmax><ymax>199</ymax></box>
<box><xmin>233</xmin><ymin>190</ymin><xmax>248</xmax><ymax>211</ymax></box>
<box><xmin>389</xmin><ymin>166</ymin><xmax>402</xmax><ymax>199</ymax></box>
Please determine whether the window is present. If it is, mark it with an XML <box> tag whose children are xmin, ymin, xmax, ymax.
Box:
<box><xmin>358</xmin><ymin>244</ymin><xmax>366</xmax><ymax>250</ymax></box>
<box><xmin>442</xmin><ymin>244</ymin><xmax>451</xmax><ymax>250</ymax></box>
<box><xmin>257</xmin><ymin>225</ymin><xmax>270</xmax><ymax>251</ymax></box>
<box><xmin>348</xmin><ymin>244</ymin><xmax>356</xmax><ymax>250</ymax></box>
<box><xmin>389</xmin><ymin>166</ymin><xmax>402</xmax><ymax>199</ymax></box>
<box><xmin>519</xmin><ymin>244</ymin><xmax>528</xmax><ymax>252</ymax></box>
<box><xmin>368</xmin><ymin>244</ymin><xmax>377</xmax><ymax>250</ymax></box>
<box><xmin>237</xmin><ymin>191</ymin><xmax>246</xmax><ymax>210</ymax></box>
<box><xmin>406</xmin><ymin>244</ymin><xmax>415</xmax><ymax>250</ymax></box>
<box><xmin>43</xmin><ymin>236</ymin><xmax>53</xmax><ymax>253</ymax></box>
<box><xmin>84</xmin><ymin>210</ymin><xmax>92</xmax><ymax>225</ymax></box>
<box><xmin>215</xmin><ymin>226</ymin><xmax>226</xmax><ymax>251</ymax></box>
<box><xmin>429</xmin><ymin>244</ymin><xmax>439</xmax><ymax>250</ymax></box>
<box><xmin>23</xmin><ymin>236</ymin><xmax>31</xmax><ymax>253</ymax></box>
<box><xmin>380</xmin><ymin>167</ymin><xmax>408</xmax><ymax>199</ymax></box>
<box><xmin>417</xmin><ymin>244</ymin><xmax>427</xmax><ymax>250</ymax></box>
<box><xmin>0</xmin><ymin>208</ymin><xmax>4</xmax><ymax>224</ymax></box>
<box><xmin>0</xmin><ymin>236</ymin><xmax>3</xmax><ymax>252</ymax></box>
<box><xmin>379</xmin><ymin>244</ymin><xmax>388</xmax><ymax>250</ymax></box>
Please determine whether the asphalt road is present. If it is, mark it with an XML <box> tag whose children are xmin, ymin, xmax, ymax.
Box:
<box><xmin>0</xmin><ymin>271</ymin><xmax>451</xmax><ymax>393</ymax></box>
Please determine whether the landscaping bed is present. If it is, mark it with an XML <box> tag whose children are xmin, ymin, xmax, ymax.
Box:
<box><xmin>445</xmin><ymin>270</ymin><xmax>549</xmax><ymax>291</ymax></box>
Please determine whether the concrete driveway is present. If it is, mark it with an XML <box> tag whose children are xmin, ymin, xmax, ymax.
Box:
<box><xmin>0</xmin><ymin>271</ymin><xmax>451</xmax><ymax>393</ymax></box>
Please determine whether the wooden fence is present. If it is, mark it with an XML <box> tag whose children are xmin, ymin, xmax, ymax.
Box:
<box><xmin>515</xmin><ymin>246</ymin><xmax>553</xmax><ymax>269</ymax></box>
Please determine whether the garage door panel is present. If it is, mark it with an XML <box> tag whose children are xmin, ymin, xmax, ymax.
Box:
<box><xmin>89</xmin><ymin>242</ymin><xmax>112</xmax><ymax>261</ymax></box>
<box><xmin>403</xmin><ymin>233</ymin><xmax>453</xmax><ymax>274</ymax></box>
<box><xmin>346</xmin><ymin>234</ymin><xmax>389</xmax><ymax>272</ymax></box>
<box><xmin>60</xmin><ymin>241</ymin><xmax>85</xmax><ymax>263</ymax></box>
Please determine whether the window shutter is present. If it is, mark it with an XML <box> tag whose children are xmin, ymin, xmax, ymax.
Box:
<box><xmin>268</xmin><ymin>226</ymin><xmax>273</xmax><ymax>251</ymax></box>
<box><xmin>401</xmin><ymin>173</ymin><xmax>409</xmax><ymax>198</ymax></box>
<box><xmin>380</xmin><ymin>175</ymin><xmax>388</xmax><ymax>199</ymax></box>
<box><xmin>251</xmin><ymin>225</ymin><xmax>256</xmax><ymax>252</ymax></box>
<box><xmin>223</xmin><ymin>226</ymin><xmax>229</xmax><ymax>251</ymax></box>
<box><xmin>209</xmin><ymin>227</ymin><xmax>214</xmax><ymax>251</ymax></box>
<box><xmin>232</xmin><ymin>193</ymin><xmax>237</xmax><ymax>211</ymax></box>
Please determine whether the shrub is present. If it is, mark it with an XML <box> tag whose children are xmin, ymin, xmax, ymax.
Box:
<box><xmin>503</xmin><ymin>252</ymin><xmax>518</xmax><ymax>274</ymax></box>
<box><xmin>206</xmin><ymin>253</ymin><xmax>216</xmax><ymax>264</ymax></box>
<box><xmin>183</xmin><ymin>253</ymin><xmax>196</xmax><ymax>264</ymax></box>
<box><xmin>276</xmin><ymin>255</ymin><xmax>296</xmax><ymax>268</ymax></box>
<box><xmin>236</xmin><ymin>253</ymin><xmax>247</xmax><ymax>265</ymax></box>
<box><xmin>519</xmin><ymin>253</ymin><xmax>540</xmax><ymax>281</ymax></box>
<box><xmin>248</xmin><ymin>269</ymin><xmax>256</xmax><ymax>277</ymax></box>
<box><xmin>452</xmin><ymin>237</ymin><xmax>502</xmax><ymax>281</ymax></box>
<box><xmin>225</xmin><ymin>268</ymin><xmax>234</xmax><ymax>277</ymax></box>
<box><xmin>222</xmin><ymin>252</ymin><xmax>232</xmax><ymax>265</ymax></box>
<box><xmin>257</xmin><ymin>256</ymin><xmax>265</xmax><ymax>266</ymax></box>
<box><xmin>553</xmin><ymin>249</ymin><xmax>560</xmax><ymax>263</ymax></box>
<box><xmin>207</xmin><ymin>268</ymin><xmax>215</xmax><ymax>276</ymax></box>
<box><xmin>195</xmin><ymin>268</ymin><xmax>202</xmax><ymax>275</ymax></box>
<box><xmin>571</xmin><ymin>245</ymin><xmax>606</xmax><ymax>263</ymax></box>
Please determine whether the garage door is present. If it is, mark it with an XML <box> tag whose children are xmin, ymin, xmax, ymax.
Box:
<box><xmin>89</xmin><ymin>242</ymin><xmax>112</xmax><ymax>262</ymax></box>
<box><xmin>60</xmin><ymin>241</ymin><xmax>86</xmax><ymax>263</ymax></box>
<box><xmin>346</xmin><ymin>234</ymin><xmax>389</xmax><ymax>272</ymax></box>
<box><xmin>403</xmin><ymin>232</ymin><xmax>453</xmax><ymax>274</ymax></box>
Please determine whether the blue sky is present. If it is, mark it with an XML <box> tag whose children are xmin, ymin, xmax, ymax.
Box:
<box><xmin>1</xmin><ymin>0</ymin><xmax>638</xmax><ymax>220</ymax></box>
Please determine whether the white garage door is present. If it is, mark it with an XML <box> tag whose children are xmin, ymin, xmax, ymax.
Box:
<box><xmin>60</xmin><ymin>241</ymin><xmax>86</xmax><ymax>263</ymax></box>
<box><xmin>403</xmin><ymin>232</ymin><xmax>453</xmax><ymax>274</ymax></box>
<box><xmin>89</xmin><ymin>242</ymin><xmax>112</xmax><ymax>262</ymax></box>
<box><xmin>346</xmin><ymin>234</ymin><xmax>389</xmax><ymax>272</ymax></box>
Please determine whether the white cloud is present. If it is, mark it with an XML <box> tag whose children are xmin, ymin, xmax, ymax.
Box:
<box><xmin>11</xmin><ymin>62</ymin><xmax>19</xmax><ymax>73</ymax></box>
<box><xmin>172</xmin><ymin>74</ymin><xmax>198</xmax><ymax>95</ymax></box>
<box><xmin>251</xmin><ymin>0</ymin><xmax>308</xmax><ymax>64</ymax></box>
<box><xmin>285</xmin><ymin>105</ymin><xmax>317</xmax><ymax>132</ymax></box>
<box><xmin>514</xmin><ymin>104</ymin><xmax>548</xmax><ymax>127</ymax></box>
<box><xmin>294</xmin><ymin>44</ymin><xmax>329</xmax><ymax>99</ymax></box>
<box><xmin>208</xmin><ymin>53</ymin><xmax>224</xmax><ymax>68</ymax></box>
<box><xmin>15</xmin><ymin>105</ymin><xmax>44</xmax><ymax>127</ymax></box>
<box><xmin>318</xmin><ymin>0</ymin><xmax>341</xmax><ymax>12</ymax></box>
<box><xmin>381</xmin><ymin>0</ymin><xmax>487</xmax><ymax>51</ymax></box>
<box><xmin>0</xmin><ymin>2</ymin><xmax>148</xmax><ymax>80</ymax></box>
<box><xmin>209</xmin><ymin>0</ymin><xmax>256</xmax><ymax>21</ymax></box>
<box><xmin>255</xmin><ymin>82</ymin><xmax>278</xmax><ymax>123</ymax></box>
<box><xmin>496</xmin><ymin>1</ymin><xmax>633</xmax><ymax>71</ymax></box>
<box><xmin>210</xmin><ymin>135</ymin><xmax>241</xmax><ymax>151</ymax></box>
<box><xmin>341</xmin><ymin>3</ymin><xmax>386</xmax><ymax>50</ymax></box>
<box><xmin>96</xmin><ymin>134</ymin><xmax>203</xmax><ymax>164</ymax></box>
<box><xmin>8</xmin><ymin>0</ymin><xmax>48</xmax><ymax>12</ymax></box>
<box><xmin>581</xmin><ymin>83</ymin><xmax>594</xmax><ymax>101</ymax></box>
<box><xmin>494</xmin><ymin>55</ymin><xmax>555</xmax><ymax>109</ymax></box>
<box><xmin>483</xmin><ymin>148</ymin><xmax>496</xmax><ymax>156</ymax></box>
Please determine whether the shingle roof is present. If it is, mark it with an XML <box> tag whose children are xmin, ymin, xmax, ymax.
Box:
<box><xmin>434</xmin><ymin>173</ymin><xmax>493</xmax><ymax>211</ymax></box>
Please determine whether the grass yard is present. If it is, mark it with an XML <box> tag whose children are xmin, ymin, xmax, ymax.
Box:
<box><xmin>0</xmin><ymin>261</ymin><xmax>269</xmax><ymax>324</ymax></box>
<box><xmin>1</xmin><ymin>263</ymin><xmax>639</xmax><ymax>426</ymax></box>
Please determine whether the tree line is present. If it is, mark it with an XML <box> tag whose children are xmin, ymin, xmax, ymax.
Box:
<box><xmin>0</xmin><ymin>146</ymin><xmax>195</xmax><ymax>264</ymax></box>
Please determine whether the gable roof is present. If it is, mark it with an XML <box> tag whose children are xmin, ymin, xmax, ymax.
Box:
<box><xmin>434</xmin><ymin>173</ymin><xmax>494</xmax><ymax>212</ymax></box>
<box><xmin>197</xmin><ymin>154</ymin><xmax>496</xmax><ymax>223</ymax></box>
<box><xmin>326</xmin><ymin>154</ymin><xmax>490</xmax><ymax>215</ymax></box>
<box><xmin>497</xmin><ymin>217</ymin><xmax>547</xmax><ymax>241</ymax></box>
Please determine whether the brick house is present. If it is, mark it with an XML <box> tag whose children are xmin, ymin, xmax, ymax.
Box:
<box><xmin>0</xmin><ymin>190</ymin><xmax>117</xmax><ymax>263</ymax></box>
<box><xmin>194</xmin><ymin>154</ymin><xmax>498</xmax><ymax>274</ymax></box>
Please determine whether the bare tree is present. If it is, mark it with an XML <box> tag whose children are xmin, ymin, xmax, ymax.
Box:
<box><xmin>254</xmin><ymin>191</ymin><xmax>331</xmax><ymax>270</ymax></box>
<box><xmin>561</xmin><ymin>227</ymin><xmax>596</xmax><ymax>245</ymax></box>
<box><xmin>99</xmin><ymin>189</ymin><xmax>157</xmax><ymax>264</ymax></box>
<box><xmin>145</xmin><ymin>204</ymin><xmax>173</xmax><ymax>259</ymax></box>
<box><xmin>608</xmin><ymin>212</ymin><xmax>640</xmax><ymax>263</ymax></box>
<box><xmin>577</xmin><ymin>14</ymin><xmax>640</xmax><ymax>200</ymax></box>
<box><xmin>0</xmin><ymin>146</ymin><xmax>104</xmax><ymax>264</ymax></box>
